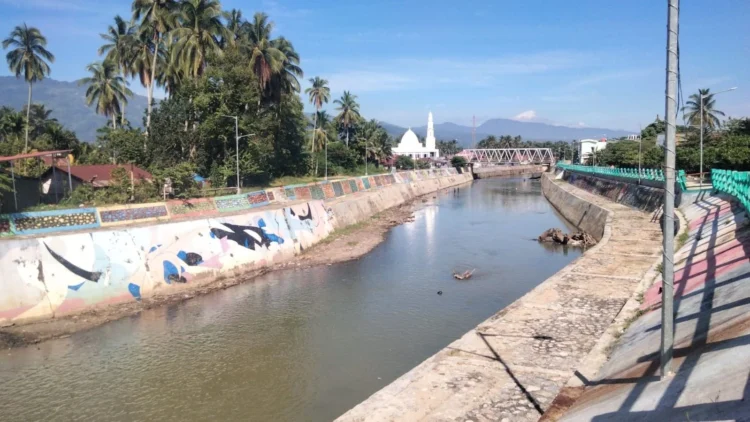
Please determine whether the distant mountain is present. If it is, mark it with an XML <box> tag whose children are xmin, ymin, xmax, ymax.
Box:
<box><xmin>1</xmin><ymin>76</ymin><xmax>635</xmax><ymax>145</ymax></box>
<box><xmin>0</xmin><ymin>76</ymin><xmax>148</xmax><ymax>142</ymax></box>
<box><xmin>382</xmin><ymin>117</ymin><xmax>634</xmax><ymax>146</ymax></box>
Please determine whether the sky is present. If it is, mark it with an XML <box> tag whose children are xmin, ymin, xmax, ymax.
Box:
<box><xmin>1</xmin><ymin>0</ymin><xmax>748</xmax><ymax>132</ymax></box>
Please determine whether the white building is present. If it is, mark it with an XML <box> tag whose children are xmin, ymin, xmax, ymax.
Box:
<box><xmin>392</xmin><ymin>112</ymin><xmax>440</xmax><ymax>159</ymax></box>
<box><xmin>578</xmin><ymin>138</ymin><xmax>607</xmax><ymax>164</ymax></box>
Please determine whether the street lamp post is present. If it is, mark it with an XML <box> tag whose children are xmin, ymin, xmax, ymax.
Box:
<box><xmin>365</xmin><ymin>140</ymin><xmax>369</xmax><ymax>176</ymax></box>
<box><xmin>222</xmin><ymin>114</ymin><xmax>254</xmax><ymax>194</ymax></box>
<box><xmin>699</xmin><ymin>87</ymin><xmax>737</xmax><ymax>190</ymax></box>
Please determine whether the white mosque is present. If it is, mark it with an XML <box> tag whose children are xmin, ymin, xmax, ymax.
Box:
<box><xmin>392</xmin><ymin>112</ymin><xmax>440</xmax><ymax>159</ymax></box>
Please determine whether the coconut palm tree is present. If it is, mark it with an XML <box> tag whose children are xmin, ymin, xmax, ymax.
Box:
<box><xmin>79</xmin><ymin>61</ymin><xmax>134</xmax><ymax>129</ymax></box>
<box><xmin>334</xmin><ymin>91</ymin><xmax>361</xmax><ymax>146</ymax></box>
<box><xmin>99</xmin><ymin>15</ymin><xmax>136</xmax><ymax>125</ymax></box>
<box><xmin>171</xmin><ymin>0</ymin><xmax>226</xmax><ymax>79</ymax></box>
<box><xmin>270</xmin><ymin>37</ymin><xmax>302</xmax><ymax>96</ymax></box>
<box><xmin>2</xmin><ymin>23</ymin><xmax>55</xmax><ymax>151</ymax></box>
<box><xmin>133</xmin><ymin>0</ymin><xmax>178</xmax><ymax>133</ymax></box>
<box><xmin>311</xmin><ymin>110</ymin><xmax>332</xmax><ymax>175</ymax></box>
<box><xmin>241</xmin><ymin>12</ymin><xmax>284</xmax><ymax>101</ymax></box>
<box><xmin>683</xmin><ymin>88</ymin><xmax>726</xmax><ymax>131</ymax></box>
<box><xmin>304</xmin><ymin>77</ymin><xmax>330</xmax><ymax>173</ymax></box>
<box><xmin>222</xmin><ymin>8</ymin><xmax>245</xmax><ymax>46</ymax></box>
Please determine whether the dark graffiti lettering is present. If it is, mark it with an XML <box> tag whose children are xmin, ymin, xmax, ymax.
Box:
<box><xmin>44</xmin><ymin>243</ymin><xmax>102</xmax><ymax>282</ymax></box>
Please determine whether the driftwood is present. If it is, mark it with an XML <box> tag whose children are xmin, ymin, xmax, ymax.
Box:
<box><xmin>453</xmin><ymin>269</ymin><xmax>475</xmax><ymax>280</ymax></box>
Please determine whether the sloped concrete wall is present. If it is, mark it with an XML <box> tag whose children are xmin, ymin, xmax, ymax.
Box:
<box><xmin>561</xmin><ymin>171</ymin><xmax>664</xmax><ymax>213</ymax></box>
<box><xmin>542</xmin><ymin>174</ymin><xmax>609</xmax><ymax>241</ymax></box>
<box><xmin>473</xmin><ymin>165</ymin><xmax>546</xmax><ymax>179</ymax></box>
<box><xmin>0</xmin><ymin>173</ymin><xmax>472</xmax><ymax>325</ymax></box>
<box><xmin>559</xmin><ymin>194</ymin><xmax>750</xmax><ymax>421</ymax></box>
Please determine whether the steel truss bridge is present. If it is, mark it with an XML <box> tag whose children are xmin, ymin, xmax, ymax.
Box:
<box><xmin>462</xmin><ymin>148</ymin><xmax>556</xmax><ymax>165</ymax></box>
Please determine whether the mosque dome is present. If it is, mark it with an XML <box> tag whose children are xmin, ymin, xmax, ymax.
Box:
<box><xmin>398</xmin><ymin>129</ymin><xmax>422</xmax><ymax>149</ymax></box>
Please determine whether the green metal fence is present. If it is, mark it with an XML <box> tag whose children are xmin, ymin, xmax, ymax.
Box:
<box><xmin>712</xmin><ymin>169</ymin><xmax>750</xmax><ymax>210</ymax></box>
<box><xmin>557</xmin><ymin>163</ymin><xmax>688</xmax><ymax>191</ymax></box>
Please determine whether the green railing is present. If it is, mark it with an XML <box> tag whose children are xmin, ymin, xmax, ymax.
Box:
<box><xmin>557</xmin><ymin>163</ymin><xmax>688</xmax><ymax>191</ymax></box>
<box><xmin>712</xmin><ymin>169</ymin><xmax>750</xmax><ymax>211</ymax></box>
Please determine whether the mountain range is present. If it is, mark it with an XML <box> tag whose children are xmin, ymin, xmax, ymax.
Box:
<box><xmin>380</xmin><ymin>119</ymin><xmax>634</xmax><ymax>146</ymax></box>
<box><xmin>1</xmin><ymin>76</ymin><xmax>634</xmax><ymax>144</ymax></box>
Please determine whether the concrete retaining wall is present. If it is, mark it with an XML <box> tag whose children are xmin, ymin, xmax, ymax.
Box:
<box><xmin>0</xmin><ymin>172</ymin><xmax>472</xmax><ymax>325</ymax></box>
<box><xmin>542</xmin><ymin>174</ymin><xmax>609</xmax><ymax>241</ymax></box>
<box><xmin>559</xmin><ymin>194</ymin><xmax>750</xmax><ymax>421</ymax></box>
<box><xmin>473</xmin><ymin>164</ymin><xmax>546</xmax><ymax>179</ymax></box>
<box><xmin>561</xmin><ymin>170</ymin><xmax>664</xmax><ymax>213</ymax></box>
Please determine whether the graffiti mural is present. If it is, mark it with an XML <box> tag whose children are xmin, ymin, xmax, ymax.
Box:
<box><xmin>0</xmin><ymin>201</ymin><xmax>334</xmax><ymax>324</ymax></box>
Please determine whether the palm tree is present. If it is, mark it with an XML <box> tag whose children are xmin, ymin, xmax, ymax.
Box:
<box><xmin>311</xmin><ymin>110</ymin><xmax>332</xmax><ymax>175</ymax></box>
<box><xmin>133</xmin><ymin>0</ymin><xmax>178</xmax><ymax>133</ymax></box>
<box><xmin>171</xmin><ymin>0</ymin><xmax>226</xmax><ymax>79</ymax></box>
<box><xmin>241</xmin><ymin>12</ymin><xmax>284</xmax><ymax>101</ymax></box>
<box><xmin>270</xmin><ymin>36</ymin><xmax>302</xmax><ymax>102</ymax></box>
<box><xmin>99</xmin><ymin>15</ymin><xmax>136</xmax><ymax>125</ymax></box>
<box><xmin>222</xmin><ymin>8</ymin><xmax>245</xmax><ymax>46</ymax></box>
<box><xmin>78</xmin><ymin>61</ymin><xmax>134</xmax><ymax>129</ymax></box>
<box><xmin>334</xmin><ymin>91</ymin><xmax>361</xmax><ymax>146</ymax></box>
<box><xmin>683</xmin><ymin>88</ymin><xmax>726</xmax><ymax>131</ymax></box>
<box><xmin>2</xmin><ymin>24</ymin><xmax>55</xmax><ymax>150</ymax></box>
<box><xmin>304</xmin><ymin>77</ymin><xmax>330</xmax><ymax>173</ymax></box>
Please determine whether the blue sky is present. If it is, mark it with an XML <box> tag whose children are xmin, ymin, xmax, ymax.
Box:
<box><xmin>1</xmin><ymin>0</ymin><xmax>748</xmax><ymax>132</ymax></box>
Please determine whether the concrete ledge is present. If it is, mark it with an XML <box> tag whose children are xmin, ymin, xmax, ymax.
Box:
<box><xmin>336</xmin><ymin>174</ymin><xmax>662</xmax><ymax>422</ymax></box>
<box><xmin>473</xmin><ymin>165</ymin><xmax>547</xmax><ymax>179</ymax></box>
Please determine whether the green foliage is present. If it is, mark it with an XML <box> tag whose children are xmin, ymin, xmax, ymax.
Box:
<box><xmin>151</xmin><ymin>162</ymin><xmax>200</xmax><ymax>199</ymax></box>
<box><xmin>437</xmin><ymin>139</ymin><xmax>462</xmax><ymax>156</ymax></box>
<box><xmin>395</xmin><ymin>155</ymin><xmax>414</xmax><ymax>170</ymax></box>
<box><xmin>451</xmin><ymin>156</ymin><xmax>468</xmax><ymax>168</ymax></box>
<box><xmin>596</xmin><ymin>140</ymin><xmax>664</xmax><ymax>168</ymax></box>
<box><xmin>415</xmin><ymin>158</ymin><xmax>430</xmax><ymax>169</ymax></box>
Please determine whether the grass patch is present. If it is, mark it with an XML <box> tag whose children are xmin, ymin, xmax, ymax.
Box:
<box><xmin>676</xmin><ymin>231</ymin><xmax>690</xmax><ymax>251</ymax></box>
<box><xmin>656</xmin><ymin>262</ymin><xmax>663</xmax><ymax>275</ymax></box>
<box><xmin>316</xmin><ymin>221</ymin><xmax>368</xmax><ymax>246</ymax></box>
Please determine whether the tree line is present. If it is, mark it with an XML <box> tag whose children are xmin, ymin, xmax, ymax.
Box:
<box><xmin>1</xmin><ymin>1</ymin><xmax>398</xmax><ymax>204</ymax></box>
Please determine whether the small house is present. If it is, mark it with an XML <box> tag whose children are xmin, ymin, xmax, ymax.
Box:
<box><xmin>40</xmin><ymin>164</ymin><xmax>153</xmax><ymax>199</ymax></box>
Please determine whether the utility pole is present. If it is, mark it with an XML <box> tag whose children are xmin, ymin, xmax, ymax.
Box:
<box><xmin>638</xmin><ymin>125</ymin><xmax>643</xmax><ymax>184</ymax></box>
<box><xmin>472</xmin><ymin>115</ymin><xmax>476</xmax><ymax>149</ymax></box>
<box><xmin>661</xmin><ymin>0</ymin><xmax>679</xmax><ymax>379</ymax></box>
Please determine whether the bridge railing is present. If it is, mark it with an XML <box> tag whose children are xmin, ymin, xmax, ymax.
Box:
<box><xmin>557</xmin><ymin>163</ymin><xmax>688</xmax><ymax>191</ymax></box>
<box><xmin>712</xmin><ymin>169</ymin><xmax>750</xmax><ymax>211</ymax></box>
<box><xmin>462</xmin><ymin>148</ymin><xmax>555</xmax><ymax>164</ymax></box>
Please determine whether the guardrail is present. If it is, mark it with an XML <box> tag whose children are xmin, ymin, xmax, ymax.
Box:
<box><xmin>712</xmin><ymin>169</ymin><xmax>750</xmax><ymax>211</ymax></box>
<box><xmin>0</xmin><ymin>168</ymin><xmax>461</xmax><ymax>238</ymax></box>
<box><xmin>557</xmin><ymin>163</ymin><xmax>687</xmax><ymax>191</ymax></box>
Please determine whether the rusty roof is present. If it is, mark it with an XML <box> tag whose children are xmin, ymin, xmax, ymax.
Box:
<box><xmin>47</xmin><ymin>164</ymin><xmax>153</xmax><ymax>188</ymax></box>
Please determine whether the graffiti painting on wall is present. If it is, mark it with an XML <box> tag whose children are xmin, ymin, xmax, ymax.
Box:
<box><xmin>0</xmin><ymin>201</ymin><xmax>335</xmax><ymax>323</ymax></box>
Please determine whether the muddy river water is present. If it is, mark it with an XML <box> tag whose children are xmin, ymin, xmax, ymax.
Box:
<box><xmin>0</xmin><ymin>177</ymin><xmax>582</xmax><ymax>421</ymax></box>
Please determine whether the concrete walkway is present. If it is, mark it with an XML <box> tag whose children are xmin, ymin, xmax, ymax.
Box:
<box><xmin>559</xmin><ymin>194</ymin><xmax>750</xmax><ymax>421</ymax></box>
<box><xmin>336</xmin><ymin>178</ymin><xmax>662</xmax><ymax>421</ymax></box>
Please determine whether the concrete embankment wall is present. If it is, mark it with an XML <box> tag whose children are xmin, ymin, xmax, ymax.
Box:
<box><xmin>542</xmin><ymin>174</ymin><xmax>609</xmax><ymax>241</ymax></box>
<box><xmin>559</xmin><ymin>193</ymin><xmax>750</xmax><ymax>421</ymax></box>
<box><xmin>560</xmin><ymin>169</ymin><xmax>664</xmax><ymax>213</ymax></box>
<box><xmin>472</xmin><ymin>164</ymin><xmax>546</xmax><ymax>179</ymax></box>
<box><xmin>0</xmin><ymin>171</ymin><xmax>472</xmax><ymax>325</ymax></box>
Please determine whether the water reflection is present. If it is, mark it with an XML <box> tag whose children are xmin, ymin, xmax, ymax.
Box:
<box><xmin>0</xmin><ymin>177</ymin><xmax>582</xmax><ymax>422</ymax></box>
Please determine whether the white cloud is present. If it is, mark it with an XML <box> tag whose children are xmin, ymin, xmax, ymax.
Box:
<box><xmin>310</xmin><ymin>50</ymin><xmax>591</xmax><ymax>94</ymax></box>
<box><xmin>566</xmin><ymin>69</ymin><xmax>653</xmax><ymax>89</ymax></box>
<box><xmin>0</xmin><ymin>0</ymin><xmax>90</xmax><ymax>11</ymax></box>
<box><xmin>323</xmin><ymin>71</ymin><xmax>415</xmax><ymax>93</ymax></box>
<box><xmin>513</xmin><ymin>110</ymin><xmax>537</xmax><ymax>121</ymax></box>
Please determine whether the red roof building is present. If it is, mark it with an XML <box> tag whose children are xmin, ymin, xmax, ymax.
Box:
<box><xmin>41</xmin><ymin>164</ymin><xmax>153</xmax><ymax>197</ymax></box>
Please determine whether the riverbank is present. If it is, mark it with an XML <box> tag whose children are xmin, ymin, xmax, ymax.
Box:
<box><xmin>0</xmin><ymin>173</ymin><xmax>472</xmax><ymax>348</ymax></box>
<box><xmin>336</xmin><ymin>173</ymin><xmax>663</xmax><ymax>421</ymax></box>
<box><xmin>473</xmin><ymin>164</ymin><xmax>547</xmax><ymax>179</ymax></box>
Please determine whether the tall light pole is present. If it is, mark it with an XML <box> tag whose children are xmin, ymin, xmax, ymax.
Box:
<box><xmin>638</xmin><ymin>125</ymin><xmax>643</xmax><ymax>184</ymax></box>
<box><xmin>222</xmin><ymin>114</ymin><xmax>254</xmax><ymax>195</ymax></box>
<box><xmin>699</xmin><ymin>87</ymin><xmax>737</xmax><ymax>190</ymax></box>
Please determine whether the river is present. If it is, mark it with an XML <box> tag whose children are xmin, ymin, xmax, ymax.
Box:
<box><xmin>0</xmin><ymin>177</ymin><xmax>582</xmax><ymax>422</ymax></box>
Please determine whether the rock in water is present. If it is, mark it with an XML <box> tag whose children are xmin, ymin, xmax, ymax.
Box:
<box><xmin>538</xmin><ymin>228</ymin><xmax>569</xmax><ymax>244</ymax></box>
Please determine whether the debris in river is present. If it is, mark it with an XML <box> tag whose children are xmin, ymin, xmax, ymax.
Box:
<box><xmin>538</xmin><ymin>228</ymin><xmax>597</xmax><ymax>247</ymax></box>
<box><xmin>437</xmin><ymin>290</ymin><xmax>443</xmax><ymax>295</ymax></box>
<box><xmin>453</xmin><ymin>269</ymin><xmax>475</xmax><ymax>280</ymax></box>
